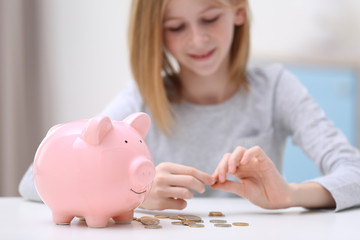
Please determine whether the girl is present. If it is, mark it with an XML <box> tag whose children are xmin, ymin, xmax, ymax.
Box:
<box><xmin>20</xmin><ymin>0</ymin><xmax>360</xmax><ymax>211</ymax></box>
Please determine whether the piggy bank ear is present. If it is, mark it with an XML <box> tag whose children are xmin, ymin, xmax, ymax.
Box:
<box><xmin>123</xmin><ymin>112</ymin><xmax>151</xmax><ymax>139</ymax></box>
<box><xmin>82</xmin><ymin>115</ymin><xmax>113</xmax><ymax>145</ymax></box>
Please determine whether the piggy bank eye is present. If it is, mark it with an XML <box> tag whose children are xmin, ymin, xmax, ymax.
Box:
<box><xmin>139</xmin><ymin>140</ymin><xmax>142</xmax><ymax>143</ymax></box>
<box><xmin>125</xmin><ymin>140</ymin><xmax>128</xmax><ymax>143</ymax></box>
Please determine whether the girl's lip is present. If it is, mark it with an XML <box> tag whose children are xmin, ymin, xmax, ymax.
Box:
<box><xmin>189</xmin><ymin>49</ymin><xmax>215</xmax><ymax>61</ymax></box>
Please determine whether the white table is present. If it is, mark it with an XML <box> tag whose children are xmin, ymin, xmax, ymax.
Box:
<box><xmin>1</xmin><ymin>197</ymin><xmax>359</xmax><ymax>240</ymax></box>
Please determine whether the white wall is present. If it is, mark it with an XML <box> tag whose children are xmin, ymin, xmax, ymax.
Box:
<box><xmin>251</xmin><ymin>0</ymin><xmax>360</xmax><ymax>61</ymax></box>
<box><xmin>39</xmin><ymin>0</ymin><xmax>360</xmax><ymax>127</ymax></box>
<box><xmin>40</xmin><ymin>0</ymin><xmax>132</xmax><ymax>127</ymax></box>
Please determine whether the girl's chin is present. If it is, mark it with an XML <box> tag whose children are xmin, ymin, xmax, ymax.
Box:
<box><xmin>181</xmin><ymin>67</ymin><xmax>221</xmax><ymax>78</ymax></box>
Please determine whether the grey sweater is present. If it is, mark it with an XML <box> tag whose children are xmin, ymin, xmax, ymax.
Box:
<box><xmin>19</xmin><ymin>64</ymin><xmax>360</xmax><ymax>211</ymax></box>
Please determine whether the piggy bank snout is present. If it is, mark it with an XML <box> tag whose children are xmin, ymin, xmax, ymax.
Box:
<box><xmin>129</xmin><ymin>158</ymin><xmax>155</xmax><ymax>191</ymax></box>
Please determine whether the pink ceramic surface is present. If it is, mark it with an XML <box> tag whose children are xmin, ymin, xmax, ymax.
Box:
<box><xmin>33</xmin><ymin>113</ymin><xmax>155</xmax><ymax>228</ymax></box>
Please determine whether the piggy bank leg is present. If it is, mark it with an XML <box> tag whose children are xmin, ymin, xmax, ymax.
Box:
<box><xmin>52</xmin><ymin>213</ymin><xmax>74</xmax><ymax>225</ymax></box>
<box><xmin>113</xmin><ymin>210</ymin><xmax>134</xmax><ymax>224</ymax></box>
<box><xmin>84</xmin><ymin>216</ymin><xmax>109</xmax><ymax>228</ymax></box>
<box><xmin>76</xmin><ymin>216</ymin><xmax>85</xmax><ymax>221</ymax></box>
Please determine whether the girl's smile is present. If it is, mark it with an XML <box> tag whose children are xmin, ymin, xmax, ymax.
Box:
<box><xmin>188</xmin><ymin>48</ymin><xmax>216</xmax><ymax>61</ymax></box>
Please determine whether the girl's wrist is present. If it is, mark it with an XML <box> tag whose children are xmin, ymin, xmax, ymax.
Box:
<box><xmin>287</xmin><ymin>183</ymin><xmax>302</xmax><ymax>208</ymax></box>
<box><xmin>287</xmin><ymin>182</ymin><xmax>336</xmax><ymax>209</ymax></box>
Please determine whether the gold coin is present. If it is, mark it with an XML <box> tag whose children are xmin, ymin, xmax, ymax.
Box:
<box><xmin>182</xmin><ymin>220</ymin><xmax>197</xmax><ymax>226</ymax></box>
<box><xmin>177</xmin><ymin>214</ymin><xmax>186</xmax><ymax>220</ymax></box>
<box><xmin>185</xmin><ymin>216</ymin><xmax>202</xmax><ymax>222</ymax></box>
<box><xmin>155</xmin><ymin>215</ymin><xmax>169</xmax><ymax>219</ymax></box>
<box><xmin>171</xmin><ymin>221</ymin><xmax>185</xmax><ymax>225</ymax></box>
<box><xmin>188</xmin><ymin>223</ymin><xmax>205</xmax><ymax>228</ymax></box>
<box><xmin>209</xmin><ymin>211</ymin><xmax>224</xmax><ymax>217</ymax></box>
<box><xmin>232</xmin><ymin>222</ymin><xmax>249</xmax><ymax>226</ymax></box>
<box><xmin>210</xmin><ymin>219</ymin><xmax>227</xmax><ymax>223</ymax></box>
<box><xmin>214</xmin><ymin>223</ymin><xmax>232</xmax><ymax>228</ymax></box>
<box><xmin>144</xmin><ymin>225</ymin><xmax>162</xmax><ymax>229</ymax></box>
<box><xmin>140</xmin><ymin>217</ymin><xmax>160</xmax><ymax>225</ymax></box>
<box><xmin>178</xmin><ymin>214</ymin><xmax>199</xmax><ymax>220</ymax></box>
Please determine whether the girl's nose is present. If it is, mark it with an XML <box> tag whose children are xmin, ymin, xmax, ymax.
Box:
<box><xmin>188</xmin><ymin>26</ymin><xmax>209</xmax><ymax>47</ymax></box>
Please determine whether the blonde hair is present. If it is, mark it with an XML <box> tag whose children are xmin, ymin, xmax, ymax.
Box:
<box><xmin>129</xmin><ymin>0</ymin><xmax>250</xmax><ymax>134</ymax></box>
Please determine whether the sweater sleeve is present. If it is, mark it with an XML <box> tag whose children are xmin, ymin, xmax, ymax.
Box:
<box><xmin>18</xmin><ymin>163</ymin><xmax>42</xmax><ymax>202</ymax></box>
<box><xmin>274</xmin><ymin>66</ymin><xmax>360</xmax><ymax>211</ymax></box>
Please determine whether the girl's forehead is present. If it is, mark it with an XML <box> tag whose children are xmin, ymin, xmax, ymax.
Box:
<box><xmin>163</xmin><ymin>0</ymin><xmax>224</xmax><ymax>19</ymax></box>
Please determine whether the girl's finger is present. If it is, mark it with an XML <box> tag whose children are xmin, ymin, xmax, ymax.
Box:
<box><xmin>210</xmin><ymin>180</ymin><xmax>246</xmax><ymax>198</ymax></box>
<box><xmin>228</xmin><ymin>146</ymin><xmax>246</xmax><ymax>174</ymax></box>
<box><xmin>241</xmin><ymin>146</ymin><xmax>268</xmax><ymax>165</ymax></box>
<box><xmin>162</xmin><ymin>198</ymin><xmax>187</xmax><ymax>210</ymax></box>
<box><xmin>166</xmin><ymin>163</ymin><xmax>214</xmax><ymax>185</ymax></box>
<box><xmin>159</xmin><ymin>185</ymin><xmax>194</xmax><ymax>200</ymax></box>
<box><xmin>167</xmin><ymin>174</ymin><xmax>207</xmax><ymax>194</ymax></box>
<box><xmin>213</xmin><ymin>153</ymin><xmax>231</xmax><ymax>183</ymax></box>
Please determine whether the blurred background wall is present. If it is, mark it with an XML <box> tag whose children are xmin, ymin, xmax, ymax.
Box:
<box><xmin>0</xmin><ymin>0</ymin><xmax>359</xmax><ymax>196</ymax></box>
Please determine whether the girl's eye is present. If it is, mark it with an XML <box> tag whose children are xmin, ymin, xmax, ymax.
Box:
<box><xmin>168</xmin><ymin>24</ymin><xmax>185</xmax><ymax>32</ymax></box>
<box><xmin>203</xmin><ymin>15</ymin><xmax>220</xmax><ymax>24</ymax></box>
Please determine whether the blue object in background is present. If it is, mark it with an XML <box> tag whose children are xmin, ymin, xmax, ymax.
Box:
<box><xmin>282</xmin><ymin>65</ymin><xmax>358</xmax><ymax>183</ymax></box>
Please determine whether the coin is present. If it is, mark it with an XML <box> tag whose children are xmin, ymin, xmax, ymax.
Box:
<box><xmin>188</xmin><ymin>223</ymin><xmax>205</xmax><ymax>228</ymax></box>
<box><xmin>178</xmin><ymin>214</ymin><xmax>201</xmax><ymax>220</ymax></box>
<box><xmin>155</xmin><ymin>215</ymin><xmax>169</xmax><ymax>219</ymax></box>
<box><xmin>182</xmin><ymin>220</ymin><xmax>197</xmax><ymax>226</ymax></box>
<box><xmin>214</xmin><ymin>223</ymin><xmax>232</xmax><ymax>228</ymax></box>
<box><xmin>232</xmin><ymin>222</ymin><xmax>249</xmax><ymax>226</ymax></box>
<box><xmin>185</xmin><ymin>216</ymin><xmax>202</xmax><ymax>222</ymax></box>
<box><xmin>140</xmin><ymin>216</ymin><xmax>160</xmax><ymax>225</ymax></box>
<box><xmin>144</xmin><ymin>225</ymin><xmax>162</xmax><ymax>229</ymax></box>
<box><xmin>209</xmin><ymin>211</ymin><xmax>224</xmax><ymax>217</ymax></box>
<box><xmin>171</xmin><ymin>221</ymin><xmax>185</xmax><ymax>225</ymax></box>
<box><xmin>209</xmin><ymin>219</ymin><xmax>227</xmax><ymax>223</ymax></box>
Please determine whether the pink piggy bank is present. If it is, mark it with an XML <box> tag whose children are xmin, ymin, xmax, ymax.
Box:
<box><xmin>33</xmin><ymin>112</ymin><xmax>155</xmax><ymax>228</ymax></box>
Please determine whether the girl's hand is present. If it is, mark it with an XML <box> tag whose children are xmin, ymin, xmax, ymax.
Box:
<box><xmin>211</xmin><ymin>146</ymin><xmax>293</xmax><ymax>209</ymax></box>
<box><xmin>140</xmin><ymin>162</ymin><xmax>215</xmax><ymax>210</ymax></box>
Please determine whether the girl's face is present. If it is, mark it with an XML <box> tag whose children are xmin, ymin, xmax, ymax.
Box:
<box><xmin>163</xmin><ymin>0</ymin><xmax>245</xmax><ymax>79</ymax></box>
